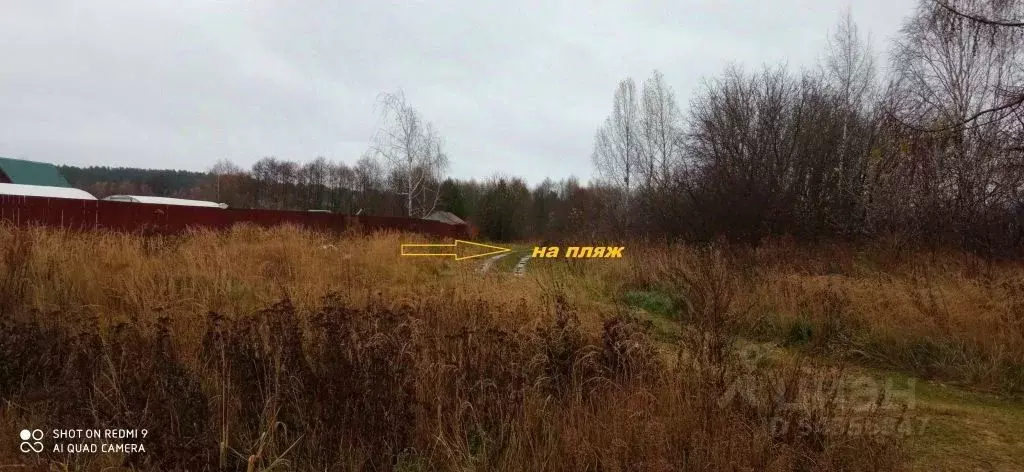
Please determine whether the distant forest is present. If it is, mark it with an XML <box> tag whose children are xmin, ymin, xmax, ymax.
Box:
<box><xmin>57</xmin><ymin>162</ymin><xmax>595</xmax><ymax>243</ymax></box>
<box><xmin>59</xmin><ymin>166</ymin><xmax>208</xmax><ymax>199</ymax></box>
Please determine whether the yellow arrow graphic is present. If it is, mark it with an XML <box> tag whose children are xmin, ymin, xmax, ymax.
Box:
<box><xmin>400</xmin><ymin>240</ymin><xmax>511</xmax><ymax>261</ymax></box>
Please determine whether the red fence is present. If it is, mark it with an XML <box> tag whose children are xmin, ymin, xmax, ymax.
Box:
<box><xmin>0</xmin><ymin>195</ymin><xmax>474</xmax><ymax>239</ymax></box>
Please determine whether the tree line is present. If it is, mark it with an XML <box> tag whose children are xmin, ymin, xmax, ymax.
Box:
<box><xmin>590</xmin><ymin>1</ymin><xmax>1024</xmax><ymax>255</ymax></box>
<box><xmin>60</xmin><ymin>1</ymin><xmax>1024</xmax><ymax>254</ymax></box>
<box><xmin>61</xmin><ymin>157</ymin><xmax>617</xmax><ymax>242</ymax></box>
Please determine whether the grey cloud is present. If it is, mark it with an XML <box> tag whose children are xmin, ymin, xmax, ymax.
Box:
<box><xmin>1</xmin><ymin>0</ymin><xmax>917</xmax><ymax>185</ymax></box>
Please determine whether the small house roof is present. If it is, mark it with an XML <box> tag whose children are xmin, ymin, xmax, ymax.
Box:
<box><xmin>103</xmin><ymin>195</ymin><xmax>227</xmax><ymax>208</ymax></box>
<box><xmin>0</xmin><ymin>183</ymin><xmax>96</xmax><ymax>200</ymax></box>
<box><xmin>423</xmin><ymin>210</ymin><xmax>467</xmax><ymax>225</ymax></box>
<box><xmin>0</xmin><ymin>157</ymin><xmax>71</xmax><ymax>187</ymax></box>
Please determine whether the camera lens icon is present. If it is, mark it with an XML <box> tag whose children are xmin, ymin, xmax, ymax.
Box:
<box><xmin>19</xmin><ymin>429</ymin><xmax>44</xmax><ymax>453</ymax></box>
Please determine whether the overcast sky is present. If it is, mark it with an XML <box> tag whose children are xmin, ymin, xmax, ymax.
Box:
<box><xmin>1</xmin><ymin>0</ymin><xmax>919</xmax><ymax>184</ymax></box>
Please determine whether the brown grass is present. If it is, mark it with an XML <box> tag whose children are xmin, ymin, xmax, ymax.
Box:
<box><xmin>0</xmin><ymin>224</ymin><xmax>909</xmax><ymax>470</ymax></box>
<box><xmin>621</xmin><ymin>239</ymin><xmax>1024</xmax><ymax>396</ymax></box>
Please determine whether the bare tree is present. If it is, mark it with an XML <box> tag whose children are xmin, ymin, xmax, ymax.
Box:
<box><xmin>823</xmin><ymin>9</ymin><xmax>878</xmax><ymax>114</ymax></box>
<box><xmin>820</xmin><ymin>10</ymin><xmax>880</xmax><ymax>236</ymax></box>
<box><xmin>354</xmin><ymin>155</ymin><xmax>383</xmax><ymax>191</ymax></box>
<box><xmin>278</xmin><ymin>160</ymin><xmax>299</xmax><ymax>210</ymax></box>
<box><xmin>303</xmin><ymin>156</ymin><xmax>329</xmax><ymax>209</ymax></box>
<box><xmin>883</xmin><ymin>0</ymin><xmax>1024</xmax><ymax>249</ymax></box>
<box><xmin>210</xmin><ymin>159</ymin><xmax>243</xmax><ymax>202</ymax></box>
<box><xmin>936</xmin><ymin>0</ymin><xmax>1024</xmax><ymax>29</ymax></box>
<box><xmin>327</xmin><ymin>160</ymin><xmax>355</xmax><ymax>212</ymax></box>
<box><xmin>250</xmin><ymin>157</ymin><xmax>273</xmax><ymax>208</ymax></box>
<box><xmin>889</xmin><ymin>1</ymin><xmax>1024</xmax><ymax>131</ymax></box>
<box><xmin>928</xmin><ymin>0</ymin><xmax>1024</xmax><ymax>155</ymax></box>
<box><xmin>593</xmin><ymin>78</ymin><xmax>641</xmax><ymax>223</ymax></box>
<box><xmin>353</xmin><ymin>154</ymin><xmax>385</xmax><ymax>214</ymax></box>
<box><xmin>639</xmin><ymin>70</ymin><xmax>685</xmax><ymax>189</ymax></box>
<box><xmin>368</xmin><ymin>90</ymin><xmax>449</xmax><ymax>218</ymax></box>
<box><xmin>687</xmin><ymin>65</ymin><xmax>808</xmax><ymax>241</ymax></box>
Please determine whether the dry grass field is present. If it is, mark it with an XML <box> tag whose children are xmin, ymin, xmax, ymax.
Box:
<box><xmin>2</xmin><ymin>224</ymin><xmax>1022</xmax><ymax>470</ymax></box>
<box><xmin>619</xmin><ymin>240</ymin><xmax>1024</xmax><ymax>396</ymax></box>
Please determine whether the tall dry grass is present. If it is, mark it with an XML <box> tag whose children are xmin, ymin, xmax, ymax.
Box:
<box><xmin>0</xmin><ymin>224</ymin><xmax>906</xmax><ymax>470</ymax></box>
<box><xmin>621</xmin><ymin>239</ymin><xmax>1024</xmax><ymax>396</ymax></box>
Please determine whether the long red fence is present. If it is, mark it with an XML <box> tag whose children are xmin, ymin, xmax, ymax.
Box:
<box><xmin>0</xmin><ymin>195</ymin><xmax>474</xmax><ymax>239</ymax></box>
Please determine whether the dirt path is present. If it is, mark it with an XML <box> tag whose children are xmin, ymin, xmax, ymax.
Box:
<box><xmin>479</xmin><ymin>253</ymin><xmax>510</xmax><ymax>273</ymax></box>
<box><xmin>513</xmin><ymin>255</ymin><xmax>531</xmax><ymax>277</ymax></box>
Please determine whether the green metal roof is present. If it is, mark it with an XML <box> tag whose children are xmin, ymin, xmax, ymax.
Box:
<box><xmin>0</xmin><ymin>157</ymin><xmax>70</xmax><ymax>187</ymax></box>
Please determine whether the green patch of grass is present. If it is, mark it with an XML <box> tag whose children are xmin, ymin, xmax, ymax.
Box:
<box><xmin>785</xmin><ymin>318</ymin><xmax>815</xmax><ymax>346</ymax></box>
<box><xmin>623</xmin><ymin>290</ymin><xmax>676</xmax><ymax>320</ymax></box>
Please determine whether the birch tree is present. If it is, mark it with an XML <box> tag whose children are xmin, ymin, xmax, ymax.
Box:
<box><xmin>639</xmin><ymin>70</ymin><xmax>685</xmax><ymax>190</ymax></box>
<box><xmin>885</xmin><ymin>0</ymin><xmax>1024</xmax><ymax>246</ymax></box>
<box><xmin>824</xmin><ymin>10</ymin><xmax>878</xmax><ymax>115</ymax></box>
<box><xmin>369</xmin><ymin>90</ymin><xmax>449</xmax><ymax>218</ymax></box>
<box><xmin>820</xmin><ymin>10</ymin><xmax>879</xmax><ymax>235</ymax></box>
<box><xmin>593</xmin><ymin>78</ymin><xmax>641</xmax><ymax>220</ymax></box>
